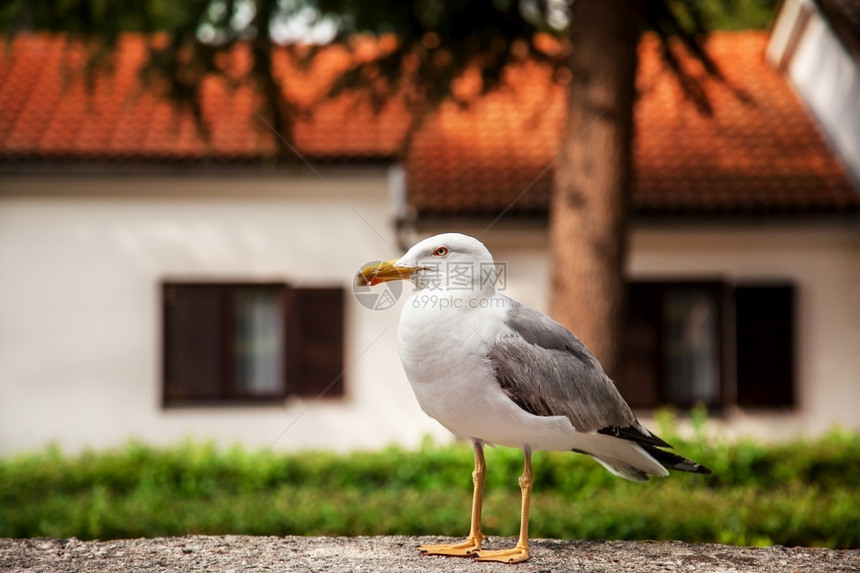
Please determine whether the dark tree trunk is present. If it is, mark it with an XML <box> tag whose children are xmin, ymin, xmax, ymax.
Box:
<box><xmin>550</xmin><ymin>0</ymin><xmax>641</xmax><ymax>376</ymax></box>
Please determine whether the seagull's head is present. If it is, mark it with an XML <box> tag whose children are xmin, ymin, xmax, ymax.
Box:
<box><xmin>356</xmin><ymin>233</ymin><xmax>498</xmax><ymax>294</ymax></box>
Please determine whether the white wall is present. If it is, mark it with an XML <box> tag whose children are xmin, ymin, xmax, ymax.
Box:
<box><xmin>2</xmin><ymin>178</ymin><xmax>859</xmax><ymax>456</ymax></box>
<box><xmin>0</xmin><ymin>172</ymin><xmax>450</xmax><ymax>455</ymax></box>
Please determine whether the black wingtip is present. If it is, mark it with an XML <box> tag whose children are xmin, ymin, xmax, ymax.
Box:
<box><xmin>696</xmin><ymin>463</ymin><xmax>714</xmax><ymax>475</ymax></box>
<box><xmin>597</xmin><ymin>425</ymin><xmax>673</xmax><ymax>449</ymax></box>
<box><xmin>643</xmin><ymin>444</ymin><xmax>713</xmax><ymax>475</ymax></box>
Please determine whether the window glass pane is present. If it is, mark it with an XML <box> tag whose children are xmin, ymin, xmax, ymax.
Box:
<box><xmin>234</xmin><ymin>287</ymin><xmax>284</xmax><ymax>396</ymax></box>
<box><xmin>663</xmin><ymin>289</ymin><xmax>720</xmax><ymax>405</ymax></box>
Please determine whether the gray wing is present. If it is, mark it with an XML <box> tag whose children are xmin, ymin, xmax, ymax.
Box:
<box><xmin>491</xmin><ymin>296</ymin><xmax>669</xmax><ymax>447</ymax></box>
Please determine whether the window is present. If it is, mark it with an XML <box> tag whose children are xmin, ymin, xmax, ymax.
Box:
<box><xmin>617</xmin><ymin>280</ymin><xmax>795</xmax><ymax>410</ymax></box>
<box><xmin>162</xmin><ymin>282</ymin><xmax>344</xmax><ymax>406</ymax></box>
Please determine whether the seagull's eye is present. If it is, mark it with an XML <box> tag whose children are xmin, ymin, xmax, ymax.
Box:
<box><xmin>432</xmin><ymin>246</ymin><xmax>449</xmax><ymax>257</ymax></box>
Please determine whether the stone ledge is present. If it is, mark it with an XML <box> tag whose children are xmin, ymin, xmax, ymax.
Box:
<box><xmin>2</xmin><ymin>535</ymin><xmax>858</xmax><ymax>572</ymax></box>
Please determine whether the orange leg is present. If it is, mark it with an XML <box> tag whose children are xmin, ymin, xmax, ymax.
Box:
<box><xmin>419</xmin><ymin>439</ymin><xmax>487</xmax><ymax>557</ymax></box>
<box><xmin>474</xmin><ymin>447</ymin><xmax>532</xmax><ymax>563</ymax></box>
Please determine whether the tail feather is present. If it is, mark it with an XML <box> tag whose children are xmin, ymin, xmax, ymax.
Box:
<box><xmin>641</xmin><ymin>444</ymin><xmax>713</xmax><ymax>475</ymax></box>
<box><xmin>590</xmin><ymin>445</ymin><xmax>711</xmax><ymax>482</ymax></box>
<box><xmin>572</xmin><ymin>430</ymin><xmax>712</xmax><ymax>482</ymax></box>
<box><xmin>591</xmin><ymin>456</ymin><xmax>651</xmax><ymax>482</ymax></box>
<box><xmin>571</xmin><ymin>425</ymin><xmax>711</xmax><ymax>481</ymax></box>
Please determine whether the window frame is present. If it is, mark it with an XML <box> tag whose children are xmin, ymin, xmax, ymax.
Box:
<box><xmin>160</xmin><ymin>281</ymin><xmax>345</xmax><ymax>408</ymax></box>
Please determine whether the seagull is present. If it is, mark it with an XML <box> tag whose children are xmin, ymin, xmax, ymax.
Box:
<box><xmin>356</xmin><ymin>233</ymin><xmax>711</xmax><ymax>564</ymax></box>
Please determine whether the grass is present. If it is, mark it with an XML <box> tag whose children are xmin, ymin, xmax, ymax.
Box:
<box><xmin>1</xmin><ymin>425</ymin><xmax>858</xmax><ymax>548</ymax></box>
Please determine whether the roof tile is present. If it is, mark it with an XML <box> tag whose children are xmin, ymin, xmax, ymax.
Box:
<box><xmin>0</xmin><ymin>31</ymin><xmax>856</xmax><ymax>216</ymax></box>
<box><xmin>408</xmin><ymin>31</ymin><xmax>859</xmax><ymax>217</ymax></box>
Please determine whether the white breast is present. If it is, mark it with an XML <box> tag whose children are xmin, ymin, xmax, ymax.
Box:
<box><xmin>397</xmin><ymin>292</ymin><xmax>578</xmax><ymax>450</ymax></box>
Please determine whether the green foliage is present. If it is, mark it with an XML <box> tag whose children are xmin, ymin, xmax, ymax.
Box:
<box><xmin>666</xmin><ymin>0</ymin><xmax>779</xmax><ymax>31</ymax></box>
<box><xmin>1</xmin><ymin>431</ymin><xmax>858</xmax><ymax>548</ymax></box>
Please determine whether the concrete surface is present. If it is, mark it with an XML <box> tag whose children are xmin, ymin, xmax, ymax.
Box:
<box><xmin>1</xmin><ymin>535</ymin><xmax>858</xmax><ymax>572</ymax></box>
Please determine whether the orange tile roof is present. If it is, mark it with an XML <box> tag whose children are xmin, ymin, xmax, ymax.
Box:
<box><xmin>0</xmin><ymin>31</ymin><xmax>857</xmax><ymax>216</ymax></box>
<box><xmin>0</xmin><ymin>34</ymin><xmax>411</xmax><ymax>163</ymax></box>
<box><xmin>408</xmin><ymin>31</ymin><xmax>860</xmax><ymax>217</ymax></box>
<box><xmin>406</xmin><ymin>59</ymin><xmax>564</xmax><ymax>216</ymax></box>
<box><xmin>633</xmin><ymin>32</ymin><xmax>858</xmax><ymax>215</ymax></box>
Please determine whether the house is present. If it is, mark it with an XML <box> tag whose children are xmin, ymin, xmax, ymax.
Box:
<box><xmin>768</xmin><ymin>0</ymin><xmax>860</xmax><ymax>184</ymax></box>
<box><xmin>0</xmin><ymin>35</ymin><xmax>427</xmax><ymax>455</ymax></box>
<box><xmin>1</xmin><ymin>27</ymin><xmax>858</xmax><ymax>456</ymax></box>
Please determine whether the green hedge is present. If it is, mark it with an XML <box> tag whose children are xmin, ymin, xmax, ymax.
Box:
<box><xmin>1</xmin><ymin>426</ymin><xmax>858</xmax><ymax>547</ymax></box>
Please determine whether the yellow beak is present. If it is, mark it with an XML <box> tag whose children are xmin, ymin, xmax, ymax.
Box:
<box><xmin>355</xmin><ymin>259</ymin><xmax>425</xmax><ymax>287</ymax></box>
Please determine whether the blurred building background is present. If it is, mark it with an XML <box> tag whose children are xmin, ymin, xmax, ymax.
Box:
<box><xmin>1</xmin><ymin>0</ymin><xmax>858</xmax><ymax>455</ymax></box>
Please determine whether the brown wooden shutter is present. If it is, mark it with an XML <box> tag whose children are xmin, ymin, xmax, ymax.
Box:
<box><xmin>735</xmin><ymin>283</ymin><xmax>795</xmax><ymax>407</ymax></box>
<box><xmin>162</xmin><ymin>284</ymin><xmax>228</xmax><ymax>405</ymax></box>
<box><xmin>285</xmin><ymin>287</ymin><xmax>345</xmax><ymax>397</ymax></box>
<box><xmin>617</xmin><ymin>282</ymin><xmax>663</xmax><ymax>408</ymax></box>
